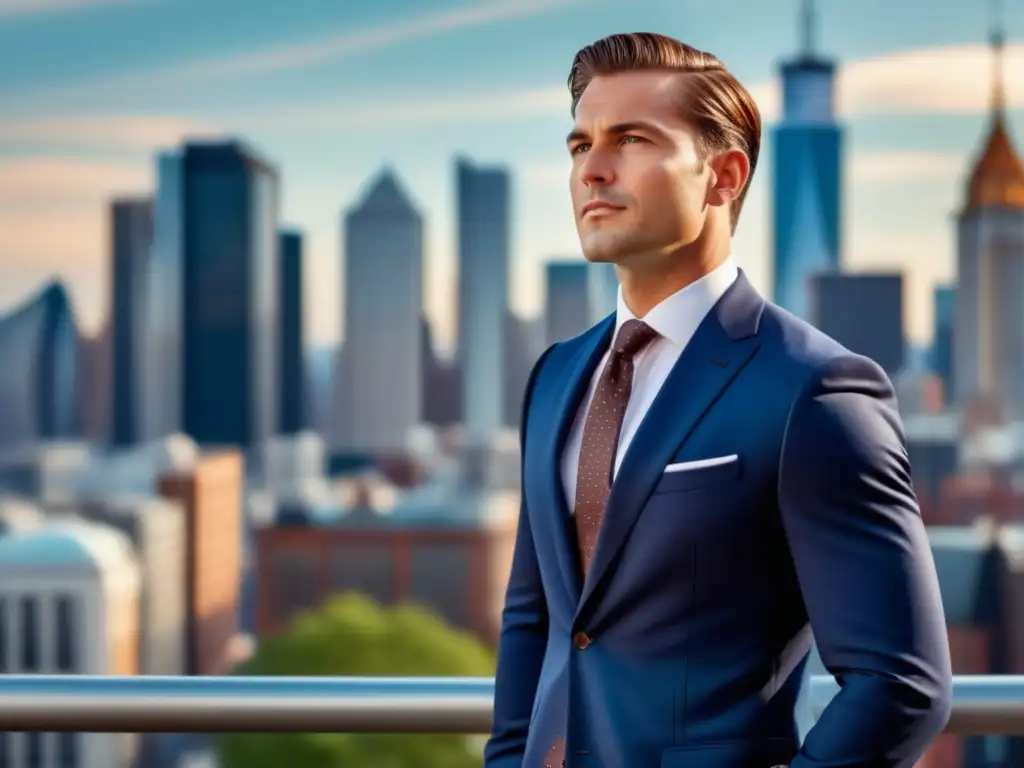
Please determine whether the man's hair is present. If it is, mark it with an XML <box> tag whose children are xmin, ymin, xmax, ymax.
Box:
<box><xmin>567</xmin><ymin>32</ymin><xmax>761</xmax><ymax>231</ymax></box>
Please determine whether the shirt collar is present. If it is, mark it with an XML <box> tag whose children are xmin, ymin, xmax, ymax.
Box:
<box><xmin>614</xmin><ymin>257</ymin><xmax>739</xmax><ymax>348</ymax></box>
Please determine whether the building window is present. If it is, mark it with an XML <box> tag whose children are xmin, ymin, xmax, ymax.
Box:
<box><xmin>983</xmin><ymin>734</ymin><xmax>1008</xmax><ymax>764</ymax></box>
<box><xmin>57</xmin><ymin>732</ymin><xmax>76</xmax><ymax>768</ymax></box>
<box><xmin>25</xmin><ymin>732</ymin><xmax>42</xmax><ymax>768</ymax></box>
<box><xmin>20</xmin><ymin>598</ymin><xmax>38</xmax><ymax>671</ymax></box>
<box><xmin>54</xmin><ymin>596</ymin><xmax>75</xmax><ymax>672</ymax></box>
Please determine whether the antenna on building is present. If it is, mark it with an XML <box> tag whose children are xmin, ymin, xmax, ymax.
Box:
<box><xmin>801</xmin><ymin>0</ymin><xmax>816</xmax><ymax>56</ymax></box>
<box><xmin>990</xmin><ymin>0</ymin><xmax>1007</xmax><ymax>116</ymax></box>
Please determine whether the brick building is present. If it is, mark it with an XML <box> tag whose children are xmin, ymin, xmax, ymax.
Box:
<box><xmin>255</xmin><ymin>488</ymin><xmax>517</xmax><ymax>644</ymax></box>
<box><xmin>158</xmin><ymin>449</ymin><xmax>244</xmax><ymax>675</ymax></box>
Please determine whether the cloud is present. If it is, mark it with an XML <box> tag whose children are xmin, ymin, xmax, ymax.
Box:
<box><xmin>0</xmin><ymin>155</ymin><xmax>151</xmax><ymax>205</ymax></box>
<box><xmin>0</xmin><ymin>87</ymin><xmax>569</xmax><ymax>151</ymax></box>
<box><xmin>0</xmin><ymin>201</ymin><xmax>109</xmax><ymax>330</ymax></box>
<box><xmin>0</xmin><ymin>206</ymin><xmax>105</xmax><ymax>268</ymax></box>
<box><xmin>179</xmin><ymin>0</ymin><xmax>584</xmax><ymax>80</ymax></box>
<box><xmin>519</xmin><ymin>149</ymin><xmax>968</xmax><ymax>192</ymax></box>
<box><xmin>261</xmin><ymin>34</ymin><xmax>1021</xmax><ymax>132</ymax></box>
<box><xmin>243</xmin><ymin>85</ymin><xmax>568</xmax><ymax>133</ymax></box>
<box><xmin>0</xmin><ymin>155</ymin><xmax>150</xmax><ymax>329</ymax></box>
<box><xmin>749</xmin><ymin>41</ymin><xmax>1024</xmax><ymax>122</ymax></box>
<box><xmin>0</xmin><ymin>114</ymin><xmax>218</xmax><ymax>151</ymax></box>
<box><xmin>210</xmin><ymin>41</ymin><xmax>1024</xmax><ymax>133</ymax></box>
<box><xmin>519</xmin><ymin>158</ymin><xmax>571</xmax><ymax>188</ymax></box>
<box><xmin>8</xmin><ymin>38</ymin><xmax>1021</xmax><ymax>150</ymax></box>
<box><xmin>848</xmin><ymin>149</ymin><xmax>965</xmax><ymax>185</ymax></box>
<box><xmin>26</xmin><ymin>0</ymin><xmax>585</xmax><ymax>105</ymax></box>
<box><xmin>0</xmin><ymin>0</ymin><xmax>136</xmax><ymax>17</ymax></box>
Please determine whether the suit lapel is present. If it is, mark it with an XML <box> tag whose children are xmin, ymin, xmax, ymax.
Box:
<box><xmin>542</xmin><ymin>314</ymin><xmax>616</xmax><ymax>601</ymax></box>
<box><xmin>576</xmin><ymin>271</ymin><xmax>766</xmax><ymax>615</ymax></box>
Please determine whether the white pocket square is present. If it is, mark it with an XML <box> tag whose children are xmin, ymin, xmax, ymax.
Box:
<box><xmin>663</xmin><ymin>454</ymin><xmax>738</xmax><ymax>473</ymax></box>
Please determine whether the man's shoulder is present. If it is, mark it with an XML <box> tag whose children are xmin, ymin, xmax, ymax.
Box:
<box><xmin>757</xmin><ymin>300</ymin><xmax>892</xmax><ymax>395</ymax></box>
<box><xmin>757</xmin><ymin>300</ymin><xmax>856</xmax><ymax>374</ymax></box>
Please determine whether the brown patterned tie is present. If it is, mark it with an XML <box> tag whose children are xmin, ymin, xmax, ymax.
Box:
<box><xmin>574</xmin><ymin>318</ymin><xmax>659</xmax><ymax>572</ymax></box>
<box><xmin>544</xmin><ymin>319</ymin><xmax>659</xmax><ymax>768</ymax></box>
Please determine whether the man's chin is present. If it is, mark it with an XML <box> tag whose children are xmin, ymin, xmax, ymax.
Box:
<box><xmin>580</xmin><ymin>239</ymin><xmax>628</xmax><ymax>264</ymax></box>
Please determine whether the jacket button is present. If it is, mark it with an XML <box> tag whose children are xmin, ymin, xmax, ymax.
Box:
<box><xmin>572</xmin><ymin>631</ymin><xmax>591</xmax><ymax>649</ymax></box>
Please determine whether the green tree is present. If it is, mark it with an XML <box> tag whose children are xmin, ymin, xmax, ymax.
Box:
<box><xmin>218</xmin><ymin>592</ymin><xmax>496</xmax><ymax>768</ymax></box>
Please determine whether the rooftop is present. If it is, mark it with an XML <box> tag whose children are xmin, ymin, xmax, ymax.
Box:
<box><xmin>965</xmin><ymin>27</ymin><xmax>1024</xmax><ymax>211</ymax></box>
<box><xmin>0</xmin><ymin>517</ymin><xmax>136</xmax><ymax>575</ymax></box>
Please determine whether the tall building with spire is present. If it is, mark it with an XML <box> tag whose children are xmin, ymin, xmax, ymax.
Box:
<box><xmin>953</xmin><ymin>8</ymin><xmax>1024</xmax><ymax>421</ymax></box>
<box><xmin>770</xmin><ymin>0</ymin><xmax>844</xmax><ymax>319</ymax></box>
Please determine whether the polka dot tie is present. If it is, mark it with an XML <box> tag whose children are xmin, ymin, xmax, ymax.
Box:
<box><xmin>544</xmin><ymin>321</ymin><xmax>659</xmax><ymax>768</ymax></box>
<box><xmin>573</xmin><ymin>318</ymin><xmax>660</xmax><ymax>573</ymax></box>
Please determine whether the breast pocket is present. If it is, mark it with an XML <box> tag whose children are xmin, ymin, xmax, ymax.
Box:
<box><xmin>652</xmin><ymin>456</ymin><xmax>741</xmax><ymax>495</ymax></box>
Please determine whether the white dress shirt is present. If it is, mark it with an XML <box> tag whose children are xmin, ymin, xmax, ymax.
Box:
<box><xmin>560</xmin><ymin>258</ymin><xmax>739</xmax><ymax>511</ymax></box>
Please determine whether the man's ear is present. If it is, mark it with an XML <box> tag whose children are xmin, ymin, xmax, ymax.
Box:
<box><xmin>706</xmin><ymin>148</ymin><xmax>750</xmax><ymax>209</ymax></box>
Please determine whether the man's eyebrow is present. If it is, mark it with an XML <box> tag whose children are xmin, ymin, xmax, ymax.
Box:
<box><xmin>566</xmin><ymin>121</ymin><xmax>668</xmax><ymax>145</ymax></box>
<box><xmin>566</xmin><ymin>127</ymin><xmax>588</xmax><ymax>145</ymax></box>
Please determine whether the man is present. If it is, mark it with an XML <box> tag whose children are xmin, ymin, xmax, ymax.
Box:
<box><xmin>484</xmin><ymin>33</ymin><xmax>951</xmax><ymax>768</ymax></box>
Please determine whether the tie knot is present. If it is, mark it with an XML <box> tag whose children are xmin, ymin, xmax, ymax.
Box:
<box><xmin>612</xmin><ymin>319</ymin><xmax>658</xmax><ymax>359</ymax></box>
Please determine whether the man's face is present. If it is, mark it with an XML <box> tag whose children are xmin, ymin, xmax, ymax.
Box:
<box><xmin>568</xmin><ymin>71</ymin><xmax>710</xmax><ymax>266</ymax></box>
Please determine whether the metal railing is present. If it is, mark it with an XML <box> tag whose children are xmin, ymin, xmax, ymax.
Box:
<box><xmin>0</xmin><ymin>675</ymin><xmax>1021</xmax><ymax>734</ymax></box>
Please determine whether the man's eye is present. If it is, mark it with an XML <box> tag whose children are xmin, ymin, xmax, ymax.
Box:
<box><xmin>571</xmin><ymin>144</ymin><xmax>590</xmax><ymax>154</ymax></box>
<box><xmin>621</xmin><ymin>135</ymin><xmax>643</xmax><ymax>144</ymax></box>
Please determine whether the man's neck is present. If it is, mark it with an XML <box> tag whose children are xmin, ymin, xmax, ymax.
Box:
<box><xmin>617</xmin><ymin>245</ymin><xmax>731</xmax><ymax>318</ymax></box>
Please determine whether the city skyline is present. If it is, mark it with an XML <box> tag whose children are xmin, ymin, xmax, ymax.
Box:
<box><xmin>1</xmin><ymin>0</ymin><xmax>1023</xmax><ymax>351</ymax></box>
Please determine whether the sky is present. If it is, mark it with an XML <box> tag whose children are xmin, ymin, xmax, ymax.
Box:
<box><xmin>0</xmin><ymin>0</ymin><xmax>1022</xmax><ymax>353</ymax></box>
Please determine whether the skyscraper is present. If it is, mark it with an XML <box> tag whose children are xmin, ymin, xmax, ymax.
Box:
<box><xmin>932</xmin><ymin>286</ymin><xmax>955</xmax><ymax>402</ymax></box>
<box><xmin>0</xmin><ymin>281</ymin><xmax>80</xmax><ymax>448</ymax></box>
<box><xmin>953</xmin><ymin>12</ymin><xmax>1024</xmax><ymax>419</ymax></box>
<box><xmin>770</xmin><ymin>0</ymin><xmax>843</xmax><ymax>319</ymax></box>
<box><xmin>808</xmin><ymin>272</ymin><xmax>905</xmax><ymax>375</ymax></box>
<box><xmin>456</xmin><ymin>157</ymin><xmax>511</xmax><ymax>446</ymax></box>
<box><xmin>335</xmin><ymin>169</ymin><xmax>423</xmax><ymax>454</ymax></box>
<box><xmin>144</xmin><ymin>141</ymin><xmax>280</xmax><ymax>449</ymax></box>
<box><xmin>545</xmin><ymin>260</ymin><xmax>595</xmax><ymax>346</ymax></box>
<box><xmin>143</xmin><ymin>151</ymin><xmax>184</xmax><ymax>443</ymax></box>
<box><xmin>278</xmin><ymin>229</ymin><xmax>305</xmax><ymax>435</ymax></box>
<box><xmin>110</xmin><ymin>198</ymin><xmax>154</xmax><ymax>447</ymax></box>
<box><xmin>587</xmin><ymin>262</ymin><xmax>618</xmax><ymax>324</ymax></box>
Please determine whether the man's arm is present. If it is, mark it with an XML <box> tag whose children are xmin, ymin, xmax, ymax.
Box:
<box><xmin>484</xmin><ymin>346</ymin><xmax>555</xmax><ymax>768</ymax></box>
<box><xmin>779</xmin><ymin>354</ymin><xmax>952</xmax><ymax>768</ymax></box>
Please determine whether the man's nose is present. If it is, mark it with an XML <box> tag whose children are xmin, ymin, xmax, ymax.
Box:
<box><xmin>578</xmin><ymin>151</ymin><xmax>615</xmax><ymax>187</ymax></box>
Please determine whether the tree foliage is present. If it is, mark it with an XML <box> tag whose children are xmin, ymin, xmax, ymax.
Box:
<box><xmin>218</xmin><ymin>592</ymin><xmax>496</xmax><ymax>768</ymax></box>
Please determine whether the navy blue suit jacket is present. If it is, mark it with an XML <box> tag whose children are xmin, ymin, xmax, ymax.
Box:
<box><xmin>484</xmin><ymin>271</ymin><xmax>952</xmax><ymax>768</ymax></box>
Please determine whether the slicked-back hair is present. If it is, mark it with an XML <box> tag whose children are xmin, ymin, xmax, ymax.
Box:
<box><xmin>568</xmin><ymin>33</ymin><xmax>761</xmax><ymax>231</ymax></box>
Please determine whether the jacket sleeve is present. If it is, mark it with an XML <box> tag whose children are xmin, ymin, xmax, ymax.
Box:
<box><xmin>779</xmin><ymin>353</ymin><xmax>952</xmax><ymax>768</ymax></box>
<box><xmin>484</xmin><ymin>344</ymin><xmax>557</xmax><ymax>768</ymax></box>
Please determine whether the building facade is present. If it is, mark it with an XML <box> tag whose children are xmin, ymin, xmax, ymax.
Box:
<box><xmin>0</xmin><ymin>519</ymin><xmax>141</xmax><ymax>768</ymax></box>
<box><xmin>157</xmin><ymin>448</ymin><xmax>244</xmax><ymax>676</ymax></box>
<box><xmin>334</xmin><ymin>170</ymin><xmax>424</xmax><ymax>455</ymax></box>
<box><xmin>144</xmin><ymin>141</ymin><xmax>281</xmax><ymax>449</ymax></box>
<box><xmin>544</xmin><ymin>260</ymin><xmax>592</xmax><ymax>346</ymax></box>
<box><xmin>457</xmin><ymin>158</ymin><xmax>511</xmax><ymax>447</ymax></box>
<box><xmin>0</xmin><ymin>282</ymin><xmax>80</xmax><ymax>450</ymax></box>
<box><xmin>953</xmin><ymin>25</ymin><xmax>1024</xmax><ymax>420</ymax></box>
<box><xmin>278</xmin><ymin>229</ymin><xmax>306</xmax><ymax>435</ymax></box>
<box><xmin>110</xmin><ymin>198</ymin><xmax>154</xmax><ymax>447</ymax></box>
<box><xmin>807</xmin><ymin>272</ymin><xmax>905</xmax><ymax>374</ymax></box>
